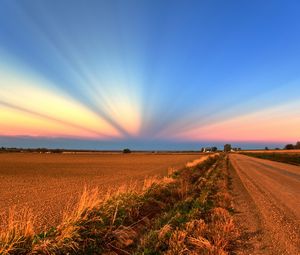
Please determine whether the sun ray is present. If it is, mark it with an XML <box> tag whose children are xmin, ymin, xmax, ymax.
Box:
<box><xmin>0</xmin><ymin>69</ymin><xmax>121</xmax><ymax>139</ymax></box>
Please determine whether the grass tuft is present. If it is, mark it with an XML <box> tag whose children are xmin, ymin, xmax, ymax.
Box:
<box><xmin>0</xmin><ymin>208</ymin><xmax>35</xmax><ymax>255</ymax></box>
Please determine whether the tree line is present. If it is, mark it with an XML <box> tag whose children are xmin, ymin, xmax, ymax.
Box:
<box><xmin>284</xmin><ymin>141</ymin><xmax>300</xmax><ymax>150</ymax></box>
<box><xmin>0</xmin><ymin>147</ymin><xmax>63</xmax><ymax>153</ymax></box>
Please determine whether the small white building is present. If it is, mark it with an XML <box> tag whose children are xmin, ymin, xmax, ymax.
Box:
<box><xmin>203</xmin><ymin>147</ymin><xmax>212</xmax><ymax>153</ymax></box>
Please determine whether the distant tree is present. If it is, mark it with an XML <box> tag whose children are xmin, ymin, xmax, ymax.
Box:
<box><xmin>200</xmin><ymin>147</ymin><xmax>205</xmax><ymax>152</ymax></box>
<box><xmin>284</xmin><ymin>144</ymin><xmax>294</xmax><ymax>150</ymax></box>
<box><xmin>224</xmin><ymin>144</ymin><xmax>232</xmax><ymax>152</ymax></box>
<box><xmin>265</xmin><ymin>147</ymin><xmax>269</xmax><ymax>150</ymax></box>
<box><xmin>211</xmin><ymin>146</ymin><xmax>218</xmax><ymax>152</ymax></box>
<box><xmin>52</xmin><ymin>149</ymin><xmax>63</xmax><ymax>153</ymax></box>
<box><xmin>295</xmin><ymin>141</ymin><xmax>300</xmax><ymax>149</ymax></box>
<box><xmin>123</xmin><ymin>148</ymin><xmax>131</xmax><ymax>154</ymax></box>
<box><xmin>275</xmin><ymin>148</ymin><xmax>280</xmax><ymax>150</ymax></box>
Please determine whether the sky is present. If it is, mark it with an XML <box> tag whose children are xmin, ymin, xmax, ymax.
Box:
<box><xmin>0</xmin><ymin>0</ymin><xmax>300</xmax><ymax>150</ymax></box>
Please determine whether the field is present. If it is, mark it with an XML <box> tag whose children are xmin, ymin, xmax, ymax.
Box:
<box><xmin>0</xmin><ymin>153</ymin><xmax>237</xmax><ymax>255</ymax></box>
<box><xmin>0</xmin><ymin>152</ymin><xmax>201</xmax><ymax>231</ymax></box>
<box><xmin>240</xmin><ymin>150</ymin><xmax>300</xmax><ymax>165</ymax></box>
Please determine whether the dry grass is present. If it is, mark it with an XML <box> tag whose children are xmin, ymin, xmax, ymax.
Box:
<box><xmin>180</xmin><ymin>162</ymin><xmax>234</xmax><ymax>254</ymax></box>
<box><xmin>136</xmin><ymin>154</ymin><xmax>237</xmax><ymax>255</ymax></box>
<box><xmin>0</xmin><ymin>208</ymin><xmax>35</xmax><ymax>255</ymax></box>
<box><xmin>185</xmin><ymin>155</ymin><xmax>212</xmax><ymax>167</ymax></box>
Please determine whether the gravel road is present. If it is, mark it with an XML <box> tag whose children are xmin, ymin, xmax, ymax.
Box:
<box><xmin>230</xmin><ymin>154</ymin><xmax>300</xmax><ymax>254</ymax></box>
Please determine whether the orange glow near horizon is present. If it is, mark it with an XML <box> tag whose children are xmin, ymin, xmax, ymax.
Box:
<box><xmin>0</xmin><ymin>72</ymin><xmax>122</xmax><ymax>139</ymax></box>
<box><xmin>177</xmin><ymin>102</ymin><xmax>300</xmax><ymax>143</ymax></box>
<box><xmin>0</xmin><ymin>105</ymin><xmax>103</xmax><ymax>138</ymax></box>
<box><xmin>0</xmin><ymin>67</ymin><xmax>299</xmax><ymax>143</ymax></box>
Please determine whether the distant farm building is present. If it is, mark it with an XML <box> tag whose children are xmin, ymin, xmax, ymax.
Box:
<box><xmin>201</xmin><ymin>147</ymin><xmax>217</xmax><ymax>153</ymax></box>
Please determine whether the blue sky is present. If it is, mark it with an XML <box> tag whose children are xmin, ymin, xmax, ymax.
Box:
<box><xmin>0</xmin><ymin>0</ymin><xmax>300</xmax><ymax>150</ymax></box>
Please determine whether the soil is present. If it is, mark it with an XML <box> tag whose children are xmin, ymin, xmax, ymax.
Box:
<box><xmin>0</xmin><ymin>152</ymin><xmax>201</xmax><ymax>231</ymax></box>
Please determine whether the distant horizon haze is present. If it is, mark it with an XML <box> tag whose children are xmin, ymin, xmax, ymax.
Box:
<box><xmin>0</xmin><ymin>136</ymin><xmax>292</xmax><ymax>151</ymax></box>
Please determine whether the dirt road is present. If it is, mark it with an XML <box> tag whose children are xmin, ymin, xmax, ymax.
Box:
<box><xmin>229</xmin><ymin>154</ymin><xmax>300</xmax><ymax>254</ymax></box>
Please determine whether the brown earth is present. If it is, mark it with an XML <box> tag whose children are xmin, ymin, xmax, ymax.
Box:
<box><xmin>229</xmin><ymin>154</ymin><xmax>300</xmax><ymax>255</ymax></box>
<box><xmin>0</xmin><ymin>152</ymin><xmax>201</xmax><ymax>231</ymax></box>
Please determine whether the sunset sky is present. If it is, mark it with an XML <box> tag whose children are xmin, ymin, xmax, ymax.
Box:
<box><xmin>0</xmin><ymin>0</ymin><xmax>300</xmax><ymax>150</ymax></box>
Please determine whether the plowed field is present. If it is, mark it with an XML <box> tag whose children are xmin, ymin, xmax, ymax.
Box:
<box><xmin>0</xmin><ymin>152</ymin><xmax>201</xmax><ymax>231</ymax></box>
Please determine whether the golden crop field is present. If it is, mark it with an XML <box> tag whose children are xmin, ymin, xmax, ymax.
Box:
<box><xmin>0</xmin><ymin>152</ymin><xmax>201</xmax><ymax>231</ymax></box>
